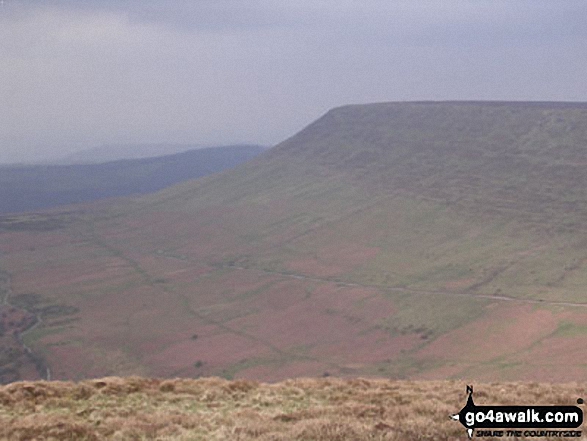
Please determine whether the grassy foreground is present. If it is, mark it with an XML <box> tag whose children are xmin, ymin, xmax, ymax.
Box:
<box><xmin>0</xmin><ymin>377</ymin><xmax>585</xmax><ymax>440</ymax></box>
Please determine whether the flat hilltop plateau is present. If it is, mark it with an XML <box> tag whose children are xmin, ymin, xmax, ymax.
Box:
<box><xmin>1</xmin><ymin>377</ymin><xmax>585</xmax><ymax>440</ymax></box>
<box><xmin>1</xmin><ymin>101</ymin><xmax>587</xmax><ymax>384</ymax></box>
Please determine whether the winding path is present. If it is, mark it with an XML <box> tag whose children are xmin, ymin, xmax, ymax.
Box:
<box><xmin>223</xmin><ymin>264</ymin><xmax>587</xmax><ymax>309</ymax></box>
<box><xmin>157</xmin><ymin>250</ymin><xmax>587</xmax><ymax>309</ymax></box>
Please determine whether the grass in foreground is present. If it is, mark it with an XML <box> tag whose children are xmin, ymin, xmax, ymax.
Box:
<box><xmin>0</xmin><ymin>377</ymin><xmax>585</xmax><ymax>440</ymax></box>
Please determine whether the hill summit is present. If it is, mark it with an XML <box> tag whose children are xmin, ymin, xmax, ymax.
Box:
<box><xmin>267</xmin><ymin>101</ymin><xmax>587</xmax><ymax>229</ymax></box>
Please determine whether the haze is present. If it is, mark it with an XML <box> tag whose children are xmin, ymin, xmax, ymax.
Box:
<box><xmin>2</xmin><ymin>1</ymin><xmax>586</xmax><ymax>164</ymax></box>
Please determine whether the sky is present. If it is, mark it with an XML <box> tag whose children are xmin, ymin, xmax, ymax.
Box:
<box><xmin>1</xmin><ymin>1</ymin><xmax>587</xmax><ymax>163</ymax></box>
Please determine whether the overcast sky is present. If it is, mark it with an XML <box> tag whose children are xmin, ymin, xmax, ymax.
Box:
<box><xmin>2</xmin><ymin>1</ymin><xmax>586</xmax><ymax>163</ymax></box>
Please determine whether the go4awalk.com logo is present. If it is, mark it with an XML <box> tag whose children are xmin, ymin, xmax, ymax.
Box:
<box><xmin>451</xmin><ymin>386</ymin><xmax>584</xmax><ymax>439</ymax></box>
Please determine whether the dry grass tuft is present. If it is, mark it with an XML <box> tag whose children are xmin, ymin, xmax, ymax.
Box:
<box><xmin>0</xmin><ymin>377</ymin><xmax>585</xmax><ymax>440</ymax></box>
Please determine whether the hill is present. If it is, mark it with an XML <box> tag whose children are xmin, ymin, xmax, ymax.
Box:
<box><xmin>1</xmin><ymin>102</ymin><xmax>587</xmax><ymax>384</ymax></box>
<box><xmin>0</xmin><ymin>377</ymin><xmax>584</xmax><ymax>440</ymax></box>
<box><xmin>59</xmin><ymin>143</ymin><xmax>205</xmax><ymax>164</ymax></box>
<box><xmin>0</xmin><ymin>145</ymin><xmax>265</xmax><ymax>214</ymax></box>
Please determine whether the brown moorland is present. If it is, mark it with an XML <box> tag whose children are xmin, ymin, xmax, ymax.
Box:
<box><xmin>1</xmin><ymin>377</ymin><xmax>586</xmax><ymax>440</ymax></box>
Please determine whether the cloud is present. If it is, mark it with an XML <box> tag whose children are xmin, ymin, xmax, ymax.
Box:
<box><xmin>11</xmin><ymin>0</ymin><xmax>306</xmax><ymax>31</ymax></box>
<box><xmin>28</xmin><ymin>1</ymin><xmax>587</xmax><ymax>42</ymax></box>
<box><xmin>1</xmin><ymin>1</ymin><xmax>586</xmax><ymax>163</ymax></box>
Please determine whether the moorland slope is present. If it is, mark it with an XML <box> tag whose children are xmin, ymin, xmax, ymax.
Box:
<box><xmin>1</xmin><ymin>102</ymin><xmax>587</xmax><ymax>383</ymax></box>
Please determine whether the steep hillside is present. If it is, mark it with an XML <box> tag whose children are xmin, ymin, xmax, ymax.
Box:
<box><xmin>1</xmin><ymin>102</ymin><xmax>587</xmax><ymax>383</ymax></box>
<box><xmin>272</xmin><ymin>102</ymin><xmax>587</xmax><ymax>230</ymax></box>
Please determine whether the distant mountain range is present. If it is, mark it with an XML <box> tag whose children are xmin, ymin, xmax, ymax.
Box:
<box><xmin>0</xmin><ymin>145</ymin><xmax>266</xmax><ymax>214</ymax></box>
<box><xmin>59</xmin><ymin>143</ymin><xmax>208</xmax><ymax>164</ymax></box>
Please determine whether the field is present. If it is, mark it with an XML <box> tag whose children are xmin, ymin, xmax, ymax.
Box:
<box><xmin>1</xmin><ymin>192</ymin><xmax>587</xmax><ymax>384</ymax></box>
<box><xmin>1</xmin><ymin>377</ymin><xmax>585</xmax><ymax>440</ymax></box>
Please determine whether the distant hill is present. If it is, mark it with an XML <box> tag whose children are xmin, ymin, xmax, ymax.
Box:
<box><xmin>0</xmin><ymin>145</ymin><xmax>265</xmax><ymax>214</ymax></box>
<box><xmin>60</xmin><ymin>143</ymin><xmax>204</xmax><ymax>164</ymax></box>
<box><xmin>2</xmin><ymin>102</ymin><xmax>587</xmax><ymax>384</ymax></box>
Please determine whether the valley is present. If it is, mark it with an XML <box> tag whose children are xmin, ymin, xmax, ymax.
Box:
<box><xmin>1</xmin><ymin>102</ymin><xmax>587</xmax><ymax>384</ymax></box>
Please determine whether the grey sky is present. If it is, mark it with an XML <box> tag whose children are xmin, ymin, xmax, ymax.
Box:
<box><xmin>2</xmin><ymin>1</ymin><xmax>586</xmax><ymax>163</ymax></box>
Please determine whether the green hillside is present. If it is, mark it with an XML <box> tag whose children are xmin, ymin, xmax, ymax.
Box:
<box><xmin>1</xmin><ymin>102</ymin><xmax>587</xmax><ymax>383</ymax></box>
<box><xmin>138</xmin><ymin>102</ymin><xmax>587</xmax><ymax>300</ymax></box>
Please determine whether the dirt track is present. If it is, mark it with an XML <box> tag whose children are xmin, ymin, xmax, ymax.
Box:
<box><xmin>208</xmin><ymin>262</ymin><xmax>587</xmax><ymax>309</ymax></box>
